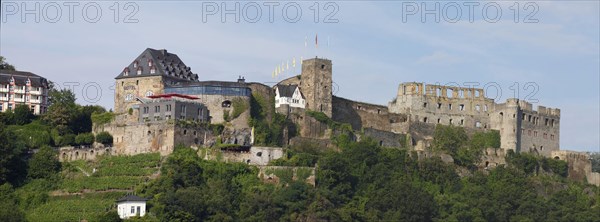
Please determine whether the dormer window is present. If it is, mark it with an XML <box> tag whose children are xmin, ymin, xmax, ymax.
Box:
<box><xmin>137</xmin><ymin>67</ymin><xmax>142</xmax><ymax>75</ymax></box>
<box><xmin>133</xmin><ymin>61</ymin><xmax>138</xmax><ymax>68</ymax></box>
<box><xmin>124</xmin><ymin>68</ymin><xmax>130</xmax><ymax>76</ymax></box>
<box><xmin>148</xmin><ymin>60</ymin><xmax>153</xmax><ymax>67</ymax></box>
<box><xmin>150</xmin><ymin>66</ymin><xmax>156</xmax><ymax>74</ymax></box>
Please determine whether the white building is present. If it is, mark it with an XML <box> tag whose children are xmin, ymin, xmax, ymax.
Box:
<box><xmin>0</xmin><ymin>70</ymin><xmax>50</xmax><ymax>115</ymax></box>
<box><xmin>116</xmin><ymin>195</ymin><xmax>148</xmax><ymax>219</ymax></box>
<box><xmin>274</xmin><ymin>84</ymin><xmax>305</xmax><ymax>109</ymax></box>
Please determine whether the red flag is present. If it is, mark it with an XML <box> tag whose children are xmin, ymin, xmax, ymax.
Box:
<box><xmin>315</xmin><ymin>34</ymin><xmax>318</xmax><ymax>48</ymax></box>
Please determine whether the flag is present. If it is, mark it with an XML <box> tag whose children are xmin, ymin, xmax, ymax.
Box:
<box><xmin>315</xmin><ymin>34</ymin><xmax>318</xmax><ymax>48</ymax></box>
<box><xmin>292</xmin><ymin>57</ymin><xmax>296</xmax><ymax>67</ymax></box>
<box><xmin>300</xmin><ymin>56</ymin><xmax>303</xmax><ymax>65</ymax></box>
<box><xmin>304</xmin><ymin>36</ymin><xmax>307</xmax><ymax>48</ymax></box>
<box><xmin>287</xmin><ymin>60</ymin><xmax>289</xmax><ymax>70</ymax></box>
<box><xmin>328</xmin><ymin>36</ymin><xmax>330</xmax><ymax>47</ymax></box>
<box><xmin>272</xmin><ymin>70</ymin><xmax>275</xmax><ymax>78</ymax></box>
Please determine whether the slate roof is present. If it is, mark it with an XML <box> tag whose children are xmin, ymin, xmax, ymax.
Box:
<box><xmin>116</xmin><ymin>194</ymin><xmax>148</xmax><ymax>203</ymax></box>
<box><xmin>0</xmin><ymin>70</ymin><xmax>48</xmax><ymax>87</ymax></box>
<box><xmin>276</xmin><ymin>84</ymin><xmax>301</xmax><ymax>98</ymax></box>
<box><xmin>115</xmin><ymin>48</ymin><xmax>199</xmax><ymax>82</ymax></box>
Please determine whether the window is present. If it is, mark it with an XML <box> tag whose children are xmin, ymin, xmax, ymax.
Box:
<box><xmin>449</xmin><ymin>119</ymin><xmax>453</xmax><ymax>124</ymax></box>
<box><xmin>222</xmin><ymin>100</ymin><xmax>232</xmax><ymax>108</ymax></box>
<box><xmin>125</xmin><ymin>94</ymin><xmax>133</xmax><ymax>101</ymax></box>
<box><xmin>0</xmin><ymin>103</ymin><xmax>2</xmax><ymax>111</ymax></box>
<box><xmin>143</xmin><ymin>107</ymin><xmax>149</xmax><ymax>114</ymax></box>
<box><xmin>475</xmin><ymin>122</ymin><xmax>482</xmax><ymax>128</ymax></box>
<box><xmin>550</xmin><ymin>134</ymin><xmax>555</xmax><ymax>140</ymax></box>
<box><xmin>25</xmin><ymin>79</ymin><xmax>30</xmax><ymax>85</ymax></box>
<box><xmin>423</xmin><ymin>102</ymin><xmax>427</xmax><ymax>108</ymax></box>
<box><xmin>423</xmin><ymin>117</ymin><xmax>428</xmax><ymax>123</ymax></box>
<box><xmin>155</xmin><ymin>105</ymin><xmax>160</xmax><ymax>112</ymax></box>
<box><xmin>437</xmin><ymin>103</ymin><xmax>442</xmax><ymax>109</ymax></box>
<box><xmin>484</xmin><ymin>105</ymin><xmax>488</xmax><ymax>112</ymax></box>
<box><xmin>145</xmin><ymin>91</ymin><xmax>153</xmax><ymax>97</ymax></box>
<box><xmin>8</xmin><ymin>104</ymin><xmax>12</xmax><ymax>111</ymax></box>
<box><xmin>448</xmin><ymin>104</ymin><xmax>452</xmax><ymax>110</ymax></box>
<box><xmin>475</xmin><ymin>105</ymin><xmax>480</xmax><ymax>111</ymax></box>
<box><xmin>545</xmin><ymin>118</ymin><xmax>549</xmax><ymax>126</ymax></box>
<box><xmin>181</xmin><ymin>105</ymin><xmax>186</xmax><ymax>115</ymax></box>
<box><xmin>166</xmin><ymin>104</ymin><xmax>172</xmax><ymax>111</ymax></box>
<box><xmin>528</xmin><ymin>115</ymin><xmax>532</xmax><ymax>122</ymax></box>
<box><xmin>460</xmin><ymin>119</ymin><xmax>464</xmax><ymax>125</ymax></box>
<box><xmin>131</xmin><ymin>206</ymin><xmax>135</xmax><ymax>214</ymax></box>
<box><xmin>137</xmin><ymin>67</ymin><xmax>142</xmax><ymax>75</ymax></box>
<box><xmin>150</xmin><ymin>67</ymin><xmax>156</xmax><ymax>74</ymax></box>
<box><xmin>534</xmin><ymin>131</ymin><xmax>538</xmax><ymax>137</ymax></box>
<box><xmin>437</xmin><ymin>118</ymin><xmax>441</xmax><ymax>123</ymax></box>
<box><xmin>459</xmin><ymin>104</ymin><xmax>464</xmax><ymax>111</ymax></box>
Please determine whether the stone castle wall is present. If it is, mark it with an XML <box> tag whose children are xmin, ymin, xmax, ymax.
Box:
<box><xmin>332</xmin><ymin>96</ymin><xmax>408</xmax><ymax>133</ymax></box>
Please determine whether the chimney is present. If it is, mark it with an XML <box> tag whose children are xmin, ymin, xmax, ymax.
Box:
<box><xmin>161</xmin><ymin>49</ymin><xmax>168</xmax><ymax>55</ymax></box>
<box><xmin>237</xmin><ymin>76</ymin><xmax>245</xmax><ymax>83</ymax></box>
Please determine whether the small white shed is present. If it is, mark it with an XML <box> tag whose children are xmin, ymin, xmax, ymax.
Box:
<box><xmin>116</xmin><ymin>194</ymin><xmax>148</xmax><ymax>219</ymax></box>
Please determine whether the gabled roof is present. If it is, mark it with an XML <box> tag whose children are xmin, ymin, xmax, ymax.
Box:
<box><xmin>115</xmin><ymin>48</ymin><xmax>199</xmax><ymax>82</ymax></box>
<box><xmin>276</xmin><ymin>84</ymin><xmax>302</xmax><ymax>98</ymax></box>
<box><xmin>116</xmin><ymin>194</ymin><xmax>148</xmax><ymax>203</ymax></box>
<box><xmin>0</xmin><ymin>70</ymin><xmax>48</xmax><ymax>87</ymax></box>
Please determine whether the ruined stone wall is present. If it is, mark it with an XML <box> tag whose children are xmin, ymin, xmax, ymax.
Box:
<box><xmin>115</xmin><ymin>76</ymin><xmax>164</xmax><ymax>114</ymax></box>
<box><xmin>362</xmin><ymin>128</ymin><xmax>407</xmax><ymax>148</ymax></box>
<box><xmin>490</xmin><ymin>99</ymin><xmax>521</xmax><ymax>152</ymax></box>
<box><xmin>517</xmin><ymin>101</ymin><xmax>560</xmax><ymax>157</ymax></box>
<box><xmin>478</xmin><ymin>148</ymin><xmax>507</xmax><ymax>169</ymax></box>
<box><xmin>389</xmin><ymin>83</ymin><xmax>495</xmax><ymax>130</ymax></box>
<box><xmin>204</xmin><ymin>146</ymin><xmax>284</xmax><ymax>166</ymax></box>
<box><xmin>257</xmin><ymin>166</ymin><xmax>316</xmax><ymax>186</ymax></box>
<box><xmin>59</xmin><ymin>147</ymin><xmax>113</xmax><ymax>162</ymax></box>
<box><xmin>551</xmin><ymin>150</ymin><xmax>596</xmax><ymax>185</ymax></box>
<box><xmin>332</xmin><ymin>96</ymin><xmax>398</xmax><ymax>132</ymax></box>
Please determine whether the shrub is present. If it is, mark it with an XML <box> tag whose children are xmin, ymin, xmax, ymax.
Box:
<box><xmin>231</xmin><ymin>98</ymin><xmax>248</xmax><ymax>119</ymax></box>
<box><xmin>95</xmin><ymin>131</ymin><xmax>113</xmax><ymax>146</ymax></box>
<box><xmin>60</xmin><ymin>134</ymin><xmax>76</xmax><ymax>147</ymax></box>
<box><xmin>75</xmin><ymin>133</ymin><xmax>95</xmax><ymax>146</ymax></box>
<box><xmin>91</xmin><ymin>112</ymin><xmax>115</xmax><ymax>125</ymax></box>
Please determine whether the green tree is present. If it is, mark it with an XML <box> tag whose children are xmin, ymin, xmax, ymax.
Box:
<box><xmin>70</xmin><ymin>105</ymin><xmax>106</xmax><ymax>134</ymax></box>
<box><xmin>0</xmin><ymin>184</ymin><xmax>25</xmax><ymax>222</ymax></box>
<box><xmin>0</xmin><ymin>56</ymin><xmax>16</xmax><ymax>70</ymax></box>
<box><xmin>0</xmin><ymin>124</ymin><xmax>27</xmax><ymax>185</ymax></box>
<box><xmin>27</xmin><ymin>145</ymin><xmax>61</xmax><ymax>180</ymax></box>
<box><xmin>75</xmin><ymin>133</ymin><xmax>95</xmax><ymax>146</ymax></box>
<box><xmin>96</xmin><ymin>131</ymin><xmax>114</xmax><ymax>146</ymax></box>
<box><xmin>43</xmin><ymin>88</ymin><xmax>77</xmax><ymax>134</ymax></box>
<box><xmin>12</xmin><ymin>104</ymin><xmax>35</xmax><ymax>125</ymax></box>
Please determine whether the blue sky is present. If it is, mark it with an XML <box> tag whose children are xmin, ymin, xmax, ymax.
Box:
<box><xmin>1</xmin><ymin>1</ymin><xmax>598</xmax><ymax>152</ymax></box>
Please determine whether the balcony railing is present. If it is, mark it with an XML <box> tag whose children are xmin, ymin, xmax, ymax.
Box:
<box><xmin>0</xmin><ymin>88</ymin><xmax>8</xmax><ymax>92</ymax></box>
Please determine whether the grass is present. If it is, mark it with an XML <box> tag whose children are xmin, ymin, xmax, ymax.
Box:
<box><xmin>27</xmin><ymin>192</ymin><xmax>126</xmax><ymax>222</ymax></box>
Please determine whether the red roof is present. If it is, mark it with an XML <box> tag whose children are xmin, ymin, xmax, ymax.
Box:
<box><xmin>147</xmin><ymin>93</ymin><xmax>199</xmax><ymax>100</ymax></box>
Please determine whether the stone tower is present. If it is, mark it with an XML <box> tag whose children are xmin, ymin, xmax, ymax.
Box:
<box><xmin>491</xmin><ymin>98</ymin><xmax>522</xmax><ymax>152</ymax></box>
<box><xmin>300</xmin><ymin>58</ymin><xmax>333</xmax><ymax>117</ymax></box>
